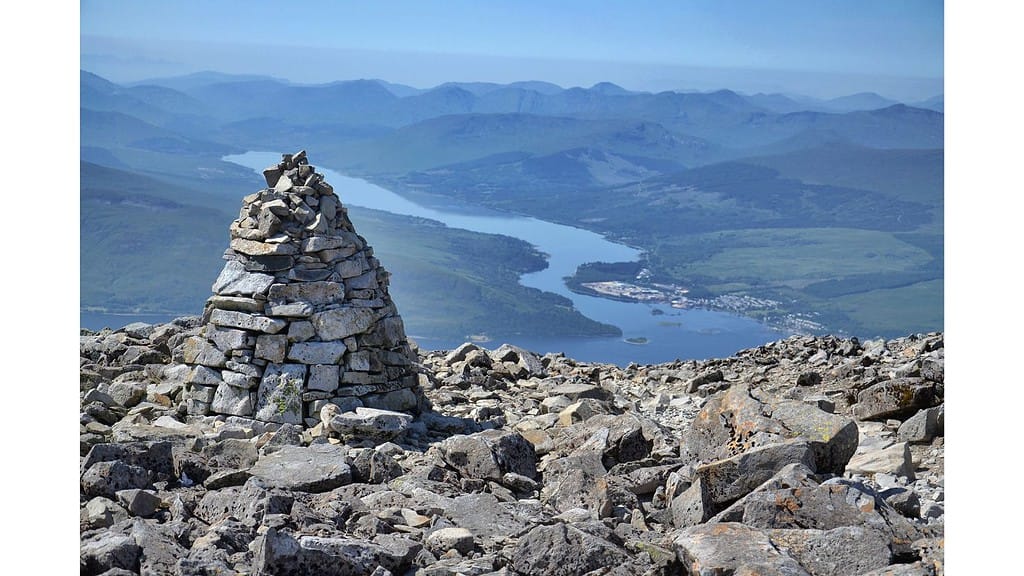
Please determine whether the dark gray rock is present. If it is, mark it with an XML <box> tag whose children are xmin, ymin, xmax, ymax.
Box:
<box><xmin>127</xmin><ymin>518</ymin><xmax>189</xmax><ymax>576</ymax></box>
<box><xmin>670</xmin><ymin>478</ymin><xmax>712</xmax><ymax>529</ymax></box>
<box><xmin>796</xmin><ymin>371</ymin><xmax>822</xmax><ymax>386</ymax></box>
<box><xmin>194</xmin><ymin>480</ymin><xmax>294</xmax><ymax>527</ymax></box>
<box><xmin>260</xmin><ymin>423</ymin><xmax>305</xmax><ymax>454</ymax></box>
<box><xmin>82</xmin><ymin>441</ymin><xmax>175</xmax><ymax>478</ymax></box>
<box><xmin>767</xmin><ymin>526</ymin><xmax>892</xmax><ymax>576</ymax></box>
<box><xmin>672</xmin><ymin>522</ymin><xmax>811</xmax><ymax>576</ymax></box>
<box><xmin>80</xmin><ymin>532</ymin><xmax>141</xmax><ymax>575</ymax></box>
<box><xmin>81</xmin><ymin>497</ymin><xmax>129</xmax><ymax>529</ymax></box>
<box><xmin>696</xmin><ymin>440</ymin><xmax>817</xmax><ymax>509</ymax></box>
<box><xmin>897</xmin><ymin>405</ymin><xmax>944</xmax><ymax>444</ymax></box>
<box><xmin>202</xmin><ymin>437</ymin><xmax>259</xmax><ymax>470</ymax></box>
<box><xmin>445</xmin><ymin>492</ymin><xmax>536</xmax><ymax>543</ymax></box>
<box><xmin>510</xmin><ymin>522</ymin><xmax>630</xmax><ymax>576</ymax></box>
<box><xmin>114</xmin><ymin>488</ymin><xmax>162</xmax><ymax>517</ymax></box>
<box><xmin>81</xmin><ymin>461</ymin><xmax>152</xmax><ymax>499</ymax></box>
<box><xmin>252</xmin><ymin>528</ymin><xmax>412</xmax><ymax>576</ymax></box>
<box><xmin>439</xmin><ymin>429</ymin><xmax>537</xmax><ymax>481</ymax></box>
<box><xmin>351</xmin><ymin>449</ymin><xmax>403</xmax><ymax>484</ymax></box>
<box><xmin>203</xmin><ymin>469</ymin><xmax>253</xmax><ymax>490</ymax></box>
<box><xmin>685</xmin><ymin>369</ymin><xmax>724</xmax><ymax>393</ymax></box>
<box><xmin>854</xmin><ymin>378</ymin><xmax>937</xmax><ymax>421</ymax></box>
<box><xmin>682</xmin><ymin>384</ymin><xmax>857</xmax><ymax>476</ymax></box>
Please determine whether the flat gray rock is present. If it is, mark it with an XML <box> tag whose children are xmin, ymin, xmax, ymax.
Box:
<box><xmin>511</xmin><ymin>522</ymin><xmax>629</xmax><ymax>576</ymax></box>
<box><xmin>672</xmin><ymin>522</ymin><xmax>811</xmax><ymax>576</ymax></box>
<box><xmin>252</xmin><ymin>528</ymin><xmax>411</xmax><ymax>576</ymax></box>
<box><xmin>249</xmin><ymin>444</ymin><xmax>352</xmax><ymax>492</ymax></box>
<box><xmin>328</xmin><ymin>407</ymin><xmax>412</xmax><ymax>440</ymax></box>
<box><xmin>212</xmin><ymin>260</ymin><xmax>275</xmax><ymax>297</ymax></box>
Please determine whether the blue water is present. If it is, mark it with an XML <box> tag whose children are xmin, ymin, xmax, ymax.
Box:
<box><xmin>79</xmin><ymin>152</ymin><xmax>787</xmax><ymax>365</ymax></box>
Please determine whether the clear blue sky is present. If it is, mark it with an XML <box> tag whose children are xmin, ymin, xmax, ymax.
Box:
<box><xmin>81</xmin><ymin>0</ymin><xmax>943</xmax><ymax>100</ymax></box>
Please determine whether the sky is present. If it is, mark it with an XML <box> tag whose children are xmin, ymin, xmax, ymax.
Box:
<box><xmin>80</xmin><ymin>0</ymin><xmax>944</xmax><ymax>101</ymax></box>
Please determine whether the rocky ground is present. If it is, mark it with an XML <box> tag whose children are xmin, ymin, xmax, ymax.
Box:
<box><xmin>80</xmin><ymin>319</ymin><xmax>944</xmax><ymax>575</ymax></box>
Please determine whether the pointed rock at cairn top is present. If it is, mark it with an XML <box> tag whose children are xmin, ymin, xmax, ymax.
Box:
<box><xmin>181</xmin><ymin>150</ymin><xmax>419</xmax><ymax>427</ymax></box>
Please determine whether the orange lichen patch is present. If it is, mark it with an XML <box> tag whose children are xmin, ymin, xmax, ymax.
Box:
<box><xmin>859</xmin><ymin>499</ymin><xmax>876</xmax><ymax>513</ymax></box>
<box><xmin>711</xmin><ymin>524</ymin><xmax>735</xmax><ymax>536</ymax></box>
<box><xmin>774</xmin><ymin>494</ymin><xmax>802</xmax><ymax>513</ymax></box>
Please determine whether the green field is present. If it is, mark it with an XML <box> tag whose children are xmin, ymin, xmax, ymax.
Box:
<box><xmin>828</xmin><ymin>279</ymin><xmax>944</xmax><ymax>337</ymax></box>
<box><xmin>656</xmin><ymin>228</ymin><xmax>934</xmax><ymax>289</ymax></box>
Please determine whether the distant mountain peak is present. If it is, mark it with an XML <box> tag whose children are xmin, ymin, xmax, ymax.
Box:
<box><xmin>588</xmin><ymin>82</ymin><xmax>629</xmax><ymax>95</ymax></box>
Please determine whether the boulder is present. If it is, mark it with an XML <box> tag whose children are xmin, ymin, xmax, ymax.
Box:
<box><xmin>767</xmin><ymin>526</ymin><xmax>891</xmax><ymax>576</ymax></box>
<box><xmin>682</xmin><ymin>384</ymin><xmax>857</xmax><ymax>476</ymax></box>
<box><xmin>511</xmin><ymin>523</ymin><xmax>630</xmax><ymax>576</ymax></box>
<box><xmin>253</xmin><ymin>528</ymin><xmax>412</xmax><ymax>576</ymax></box>
<box><xmin>854</xmin><ymin>379</ymin><xmax>937</xmax><ymax>421</ymax></box>
<box><xmin>249</xmin><ymin>444</ymin><xmax>353</xmax><ymax>492</ymax></box>
<box><xmin>672</xmin><ymin>522</ymin><xmax>810</xmax><ymax>576</ymax></box>
<box><xmin>439</xmin><ymin>429</ymin><xmax>537</xmax><ymax>481</ymax></box>
<box><xmin>328</xmin><ymin>407</ymin><xmax>413</xmax><ymax>440</ymax></box>
<box><xmin>696</xmin><ymin>440</ymin><xmax>817</xmax><ymax>509</ymax></box>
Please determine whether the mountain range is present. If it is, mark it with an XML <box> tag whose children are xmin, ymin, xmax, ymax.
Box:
<box><xmin>80</xmin><ymin>69</ymin><xmax>943</xmax><ymax>341</ymax></box>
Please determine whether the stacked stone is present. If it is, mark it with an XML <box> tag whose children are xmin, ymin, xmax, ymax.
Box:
<box><xmin>181</xmin><ymin>150</ymin><xmax>419</xmax><ymax>427</ymax></box>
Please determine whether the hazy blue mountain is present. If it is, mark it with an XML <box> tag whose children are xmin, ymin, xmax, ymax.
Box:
<box><xmin>388</xmin><ymin>85</ymin><xmax>479</xmax><ymax>124</ymax></box>
<box><xmin>81</xmin><ymin>161</ymin><xmax>234</xmax><ymax>314</ymax></box>
<box><xmin>820</xmin><ymin>92</ymin><xmax>901</xmax><ymax>112</ymax></box>
<box><xmin>129</xmin><ymin>70</ymin><xmax>289</xmax><ymax>92</ymax></box>
<box><xmin>741</xmin><ymin>142</ymin><xmax>943</xmax><ymax>209</ymax></box>
<box><xmin>911</xmin><ymin>95</ymin><xmax>944</xmax><ymax>113</ymax></box>
<box><xmin>433</xmin><ymin>81</ymin><xmax>509</xmax><ymax>96</ymax></box>
<box><xmin>81</xmin><ymin>108</ymin><xmax>238</xmax><ymax>157</ymax></box>
<box><xmin>182</xmin><ymin>78</ymin><xmax>400</xmax><ymax>124</ymax></box>
<box><xmin>506</xmin><ymin>80</ymin><xmax>566</xmax><ymax>94</ymax></box>
<box><xmin>719</xmin><ymin>104</ymin><xmax>943</xmax><ymax>150</ymax></box>
<box><xmin>325</xmin><ymin>113</ymin><xmax>718</xmax><ymax>173</ymax></box>
<box><xmin>390</xmin><ymin>146</ymin><xmax>687</xmax><ymax>210</ymax></box>
<box><xmin>372</xmin><ymin>79</ymin><xmax>426</xmax><ymax>97</ymax></box>
<box><xmin>588</xmin><ymin>81</ymin><xmax>633</xmax><ymax>95</ymax></box>
<box><xmin>742</xmin><ymin>92</ymin><xmax>811</xmax><ymax>114</ymax></box>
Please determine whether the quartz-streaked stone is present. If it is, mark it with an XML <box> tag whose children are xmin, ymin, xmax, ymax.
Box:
<box><xmin>288</xmin><ymin>341</ymin><xmax>348</xmax><ymax>364</ymax></box>
<box><xmin>268</xmin><ymin>281</ymin><xmax>345</xmax><ymax>307</ymax></box>
<box><xmin>181</xmin><ymin>337</ymin><xmax>228</xmax><ymax>368</ymax></box>
<box><xmin>302</xmin><ymin>235</ymin><xmax>356</xmax><ymax>252</ymax></box>
<box><xmin>327</xmin><ymin>407</ymin><xmax>412</xmax><ymax>439</ymax></box>
<box><xmin>311</xmin><ymin>307</ymin><xmax>378</xmax><ymax>341</ymax></box>
<box><xmin>265</xmin><ymin>302</ymin><xmax>314</xmax><ymax>317</ymax></box>
<box><xmin>255</xmin><ymin>334</ymin><xmax>287</xmax><ymax>363</ymax></box>
<box><xmin>207</xmin><ymin>326</ymin><xmax>249</xmax><ymax>353</ymax></box>
<box><xmin>212</xmin><ymin>382</ymin><xmax>253</xmax><ymax>416</ymax></box>
<box><xmin>211</xmin><ymin>260</ymin><xmax>275</xmax><ymax>296</ymax></box>
<box><xmin>207</xmin><ymin>295</ymin><xmax>264</xmax><ymax>313</ymax></box>
<box><xmin>255</xmin><ymin>364</ymin><xmax>307</xmax><ymax>424</ymax></box>
<box><xmin>287</xmin><ymin>321</ymin><xmax>316</xmax><ymax>343</ymax></box>
<box><xmin>230</xmin><ymin>238</ymin><xmax>299</xmax><ymax>256</ymax></box>
<box><xmin>308</xmin><ymin>365</ymin><xmax>340</xmax><ymax>392</ymax></box>
<box><xmin>210</xmin><ymin>309</ymin><xmax>286</xmax><ymax>334</ymax></box>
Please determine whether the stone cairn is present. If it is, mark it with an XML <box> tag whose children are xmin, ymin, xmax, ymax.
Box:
<box><xmin>181</xmin><ymin>150</ymin><xmax>419</xmax><ymax>427</ymax></box>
